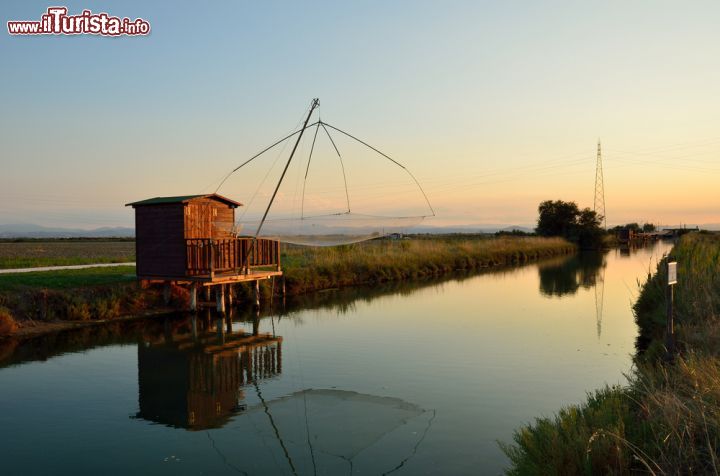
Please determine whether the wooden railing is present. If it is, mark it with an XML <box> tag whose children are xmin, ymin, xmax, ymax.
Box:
<box><xmin>185</xmin><ymin>238</ymin><xmax>281</xmax><ymax>276</ymax></box>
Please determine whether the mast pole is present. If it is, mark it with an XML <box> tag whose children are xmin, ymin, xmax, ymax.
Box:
<box><xmin>243</xmin><ymin>98</ymin><xmax>319</xmax><ymax>273</ymax></box>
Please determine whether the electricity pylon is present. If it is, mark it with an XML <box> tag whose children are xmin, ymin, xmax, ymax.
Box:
<box><xmin>594</xmin><ymin>140</ymin><xmax>607</xmax><ymax>229</ymax></box>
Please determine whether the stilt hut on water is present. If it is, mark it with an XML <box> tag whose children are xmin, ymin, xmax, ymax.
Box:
<box><xmin>125</xmin><ymin>194</ymin><xmax>282</xmax><ymax>309</ymax></box>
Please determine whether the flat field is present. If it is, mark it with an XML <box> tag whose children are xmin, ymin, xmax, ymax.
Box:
<box><xmin>0</xmin><ymin>241</ymin><xmax>135</xmax><ymax>269</ymax></box>
<box><xmin>0</xmin><ymin>266</ymin><xmax>137</xmax><ymax>292</ymax></box>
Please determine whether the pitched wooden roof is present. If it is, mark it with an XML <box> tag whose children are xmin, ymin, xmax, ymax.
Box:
<box><xmin>125</xmin><ymin>194</ymin><xmax>242</xmax><ymax>208</ymax></box>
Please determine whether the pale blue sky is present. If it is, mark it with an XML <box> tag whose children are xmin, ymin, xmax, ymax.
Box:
<box><xmin>2</xmin><ymin>1</ymin><xmax>720</xmax><ymax>228</ymax></box>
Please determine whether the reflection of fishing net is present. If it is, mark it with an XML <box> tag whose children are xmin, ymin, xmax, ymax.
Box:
<box><xmin>215</xmin><ymin>106</ymin><xmax>434</xmax><ymax>246</ymax></box>
<box><xmin>243</xmin><ymin>389</ymin><xmax>434</xmax><ymax>473</ymax></box>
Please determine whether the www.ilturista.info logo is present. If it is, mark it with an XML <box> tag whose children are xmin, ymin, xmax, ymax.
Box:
<box><xmin>7</xmin><ymin>7</ymin><xmax>150</xmax><ymax>36</ymax></box>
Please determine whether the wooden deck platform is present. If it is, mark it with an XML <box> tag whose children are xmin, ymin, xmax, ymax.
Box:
<box><xmin>139</xmin><ymin>269</ymin><xmax>282</xmax><ymax>285</ymax></box>
<box><xmin>135</xmin><ymin>236</ymin><xmax>284</xmax><ymax>311</ymax></box>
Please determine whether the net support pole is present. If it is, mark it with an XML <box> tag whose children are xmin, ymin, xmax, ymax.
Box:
<box><xmin>243</xmin><ymin>98</ymin><xmax>320</xmax><ymax>273</ymax></box>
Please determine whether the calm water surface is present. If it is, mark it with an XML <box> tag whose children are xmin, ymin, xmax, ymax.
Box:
<box><xmin>0</xmin><ymin>243</ymin><xmax>672</xmax><ymax>475</ymax></box>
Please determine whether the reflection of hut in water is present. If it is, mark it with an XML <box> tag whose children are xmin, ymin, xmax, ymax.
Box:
<box><xmin>136</xmin><ymin>323</ymin><xmax>282</xmax><ymax>431</ymax></box>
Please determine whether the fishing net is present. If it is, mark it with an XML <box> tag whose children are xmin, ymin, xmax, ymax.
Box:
<box><xmin>242</xmin><ymin>389</ymin><xmax>434</xmax><ymax>473</ymax></box>
<box><xmin>235</xmin><ymin>214</ymin><xmax>425</xmax><ymax>246</ymax></box>
<box><xmin>215</xmin><ymin>109</ymin><xmax>434</xmax><ymax>246</ymax></box>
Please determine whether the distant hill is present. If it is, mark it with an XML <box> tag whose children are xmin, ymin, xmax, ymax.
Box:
<box><xmin>410</xmin><ymin>224</ymin><xmax>534</xmax><ymax>234</ymax></box>
<box><xmin>0</xmin><ymin>222</ymin><xmax>532</xmax><ymax>238</ymax></box>
<box><xmin>0</xmin><ymin>223</ymin><xmax>135</xmax><ymax>238</ymax></box>
<box><xmin>1</xmin><ymin>221</ymin><xmax>714</xmax><ymax>239</ymax></box>
<box><xmin>499</xmin><ymin>225</ymin><xmax>535</xmax><ymax>233</ymax></box>
<box><xmin>658</xmin><ymin>224</ymin><xmax>720</xmax><ymax>231</ymax></box>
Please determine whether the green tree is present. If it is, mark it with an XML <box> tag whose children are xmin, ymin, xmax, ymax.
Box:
<box><xmin>536</xmin><ymin>200</ymin><xmax>604</xmax><ymax>249</ymax></box>
<box><xmin>576</xmin><ymin>207</ymin><xmax>604</xmax><ymax>248</ymax></box>
<box><xmin>642</xmin><ymin>223</ymin><xmax>656</xmax><ymax>232</ymax></box>
<box><xmin>536</xmin><ymin>200</ymin><xmax>580</xmax><ymax>238</ymax></box>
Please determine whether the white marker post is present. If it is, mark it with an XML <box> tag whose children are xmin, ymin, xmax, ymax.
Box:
<box><xmin>666</xmin><ymin>260</ymin><xmax>677</xmax><ymax>360</ymax></box>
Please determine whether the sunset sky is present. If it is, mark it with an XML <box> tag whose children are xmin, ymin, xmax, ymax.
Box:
<box><xmin>2</xmin><ymin>1</ymin><xmax>719</xmax><ymax>229</ymax></box>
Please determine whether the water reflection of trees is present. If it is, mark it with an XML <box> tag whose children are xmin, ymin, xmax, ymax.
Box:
<box><xmin>538</xmin><ymin>252</ymin><xmax>607</xmax><ymax>297</ymax></box>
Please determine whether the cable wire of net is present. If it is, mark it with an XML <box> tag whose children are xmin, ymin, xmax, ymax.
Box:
<box><xmin>215</xmin><ymin>111</ymin><xmax>434</xmax><ymax>246</ymax></box>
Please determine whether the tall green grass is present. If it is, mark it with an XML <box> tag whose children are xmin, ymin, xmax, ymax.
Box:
<box><xmin>635</xmin><ymin>232</ymin><xmax>720</xmax><ymax>360</ymax></box>
<box><xmin>0</xmin><ymin>266</ymin><xmax>137</xmax><ymax>292</ymax></box>
<box><xmin>502</xmin><ymin>233</ymin><xmax>720</xmax><ymax>475</ymax></box>
<box><xmin>281</xmin><ymin>237</ymin><xmax>575</xmax><ymax>294</ymax></box>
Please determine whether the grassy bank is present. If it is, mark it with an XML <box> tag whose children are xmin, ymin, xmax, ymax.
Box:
<box><xmin>0</xmin><ymin>266</ymin><xmax>136</xmax><ymax>292</ymax></box>
<box><xmin>502</xmin><ymin>232</ymin><xmax>720</xmax><ymax>475</ymax></box>
<box><xmin>281</xmin><ymin>236</ymin><xmax>575</xmax><ymax>294</ymax></box>
<box><xmin>0</xmin><ymin>236</ymin><xmax>575</xmax><ymax>335</ymax></box>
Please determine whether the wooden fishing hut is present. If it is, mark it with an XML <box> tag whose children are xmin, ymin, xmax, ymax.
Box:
<box><xmin>126</xmin><ymin>194</ymin><xmax>282</xmax><ymax>311</ymax></box>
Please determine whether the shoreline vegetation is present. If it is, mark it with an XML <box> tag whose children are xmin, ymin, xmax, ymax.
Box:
<box><xmin>0</xmin><ymin>236</ymin><xmax>575</xmax><ymax>338</ymax></box>
<box><xmin>502</xmin><ymin>232</ymin><xmax>720</xmax><ymax>475</ymax></box>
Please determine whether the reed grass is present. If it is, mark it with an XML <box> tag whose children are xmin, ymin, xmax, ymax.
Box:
<box><xmin>281</xmin><ymin>236</ymin><xmax>575</xmax><ymax>294</ymax></box>
<box><xmin>0</xmin><ymin>281</ymin><xmax>164</xmax><ymax>328</ymax></box>
<box><xmin>502</xmin><ymin>232</ymin><xmax>720</xmax><ymax>475</ymax></box>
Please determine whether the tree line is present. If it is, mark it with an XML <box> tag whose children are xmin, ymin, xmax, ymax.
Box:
<box><xmin>535</xmin><ymin>200</ymin><xmax>605</xmax><ymax>249</ymax></box>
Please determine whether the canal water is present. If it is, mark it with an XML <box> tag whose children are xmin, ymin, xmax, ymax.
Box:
<box><xmin>0</xmin><ymin>242</ymin><xmax>672</xmax><ymax>475</ymax></box>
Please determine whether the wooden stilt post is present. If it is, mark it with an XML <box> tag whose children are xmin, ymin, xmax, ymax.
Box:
<box><xmin>205</xmin><ymin>285</ymin><xmax>212</xmax><ymax>302</ymax></box>
<box><xmin>255</xmin><ymin>280</ymin><xmax>260</xmax><ymax>308</ymax></box>
<box><xmin>190</xmin><ymin>283</ymin><xmax>198</xmax><ymax>312</ymax></box>
<box><xmin>216</xmin><ymin>284</ymin><xmax>226</xmax><ymax>314</ymax></box>
<box><xmin>227</xmin><ymin>284</ymin><xmax>234</xmax><ymax>307</ymax></box>
<box><xmin>226</xmin><ymin>307</ymin><xmax>233</xmax><ymax>334</ymax></box>
<box><xmin>277</xmin><ymin>341</ymin><xmax>282</xmax><ymax>372</ymax></box>
<box><xmin>216</xmin><ymin>316</ymin><xmax>224</xmax><ymax>343</ymax></box>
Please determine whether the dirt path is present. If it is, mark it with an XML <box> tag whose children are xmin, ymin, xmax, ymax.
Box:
<box><xmin>0</xmin><ymin>262</ymin><xmax>136</xmax><ymax>274</ymax></box>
